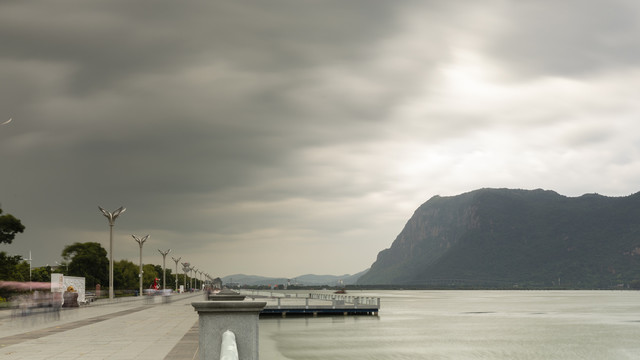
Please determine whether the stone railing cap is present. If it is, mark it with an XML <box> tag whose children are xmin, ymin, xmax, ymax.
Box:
<box><xmin>192</xmin><ymin>301</ymin><xmax>266</xmax><ymax>313</ymax></box>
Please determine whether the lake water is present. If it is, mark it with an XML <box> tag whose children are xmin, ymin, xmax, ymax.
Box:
<box><xmin>258</xmin><ymin>290</ymin><xmax>640</xmax><ymax>359</ymax></box>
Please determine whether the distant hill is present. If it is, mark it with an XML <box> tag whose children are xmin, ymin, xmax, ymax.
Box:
<box><xmin>357</xmin><ymin>188</ymin><xmax>640</xmax><ymax>289</ymax></box>
<box><xmin>223</xmin><ymin>269</ymin><xmax>367</xmax><ymax>287</ymax></box>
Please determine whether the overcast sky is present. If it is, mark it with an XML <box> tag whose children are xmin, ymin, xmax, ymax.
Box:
<box><xmin>2</xmin><ymin>1</ymin><xmax>640</xmax><ymax>279</ymax></box>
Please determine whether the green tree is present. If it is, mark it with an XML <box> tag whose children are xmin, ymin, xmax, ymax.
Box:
<box><xmin>53</xmin><ymin>261</ymin><xmax>69</xmax><ymax>275</ymax></box>
<box><xmin>16</xmin><ymin>261</ymin><xmax>29</xmax><ymax>281</ymax></box>
<box><xmin>31</xmin><ymin>266</ymin><xmax>51</xmax><ymax>283</ymax></box>
<box><xmin>163</xmin><ymin>269</ymin><xmax>175</xmax><ymax>290</ymax></box>
<box><xmin>0</xmin><ymin>254</ymin><xmax>26</xmax><ymax>300</ymax></box>
<box><xmin>61</xmin><ymin>242</ymin><xmax>108</xmax><ymax>289</ymax></box>
<box><xmin>114</xmin><ymin>259</ymin><xmax>138</xmax><ymax>290</ymax></box>
<box><xmin>0</xmin><ymin>208</ymin><xmax>26</xmax><ymax>300</ymax></box>
<box><xmin>143</xmin><ymin>264</ymin><xmax>158</xmax><ymax>289</ymax></box>
<box><xmin>0</xmin><ymin>252</ymin><xmax>24</xmax><ymax>280</ymax></box>
<box><xmin>0</xmin><ymin>208</ymin><xmax>25</xmax><ymax>244</ymax></box>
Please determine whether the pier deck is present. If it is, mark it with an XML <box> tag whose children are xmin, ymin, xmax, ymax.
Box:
<box><xmin>241</xmin><ymin>291</ymin><xmax>380</xmax><ymax>317</ymax></box>
<box><xmin>261</xmin><ymin>304</ymin><xmax>378</xmax><ymax>317</ymax></box>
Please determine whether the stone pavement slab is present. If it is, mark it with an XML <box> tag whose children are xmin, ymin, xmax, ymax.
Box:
<box><xmin>0</xmin><ymin>293</ymin><xmax>202</xmax><ymax>360</ymax></box>
<box><xmin>163</xmin><ymin>322</ymin><xmax>199</xmax><ymax>360</ymax></box>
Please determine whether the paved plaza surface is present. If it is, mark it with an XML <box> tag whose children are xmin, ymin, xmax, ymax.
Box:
<box><xmin>0</xmin><ymin>293</ymin><xmax>202</xmax><ymax>360</ymax></box>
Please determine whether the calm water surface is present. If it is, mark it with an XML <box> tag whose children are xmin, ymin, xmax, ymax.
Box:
<box><xmin>258</xmin><ymin>290</ymin><xmax>640</xmax><ymax>359</ymax></box>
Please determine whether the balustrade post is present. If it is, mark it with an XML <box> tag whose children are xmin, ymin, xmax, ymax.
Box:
<box><xmin>192</xmin><ymin>301</ymin><xmax>266</xmax><ymax>360</ymax></box>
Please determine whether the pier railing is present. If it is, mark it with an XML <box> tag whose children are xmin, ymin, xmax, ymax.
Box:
<box><xmin>241</xmin><ymin>290</ymin><xmax>380</xmax><ymax>317</ymax></box>
<box><xmin>307</xmin><ymin>293</ymin><xmax>381</xmax><ymax>307</ymax></box>
<box><xmin>241</xmin><ymin>290</ymin><xmax>380</xmax><ymax>308</ymax></box>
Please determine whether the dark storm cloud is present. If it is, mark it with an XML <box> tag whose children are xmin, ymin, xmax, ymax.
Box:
<box><xmin>0</xmin><ymin>0</ymin><xmax>420</xmax><ymax>270</ymax></box>
<box><xmin>2</xmin><ymin>1</ymin><xmax>640</xmax><ymax>276</ymax></box>
<box><xmin>0</xmin><ymin>1</ymin><xmax>400</xmax><ymax>91</ymax></box>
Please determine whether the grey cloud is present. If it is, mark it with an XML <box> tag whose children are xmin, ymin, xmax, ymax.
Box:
<box><xmin>0</xmin><ymin>1</ymin><xmax>404</xmax><ymax>93</ymax></box>
<box><xmin>485</xmin><ymin>1</ymin><xmax>640</xmax><ymax>77</ymax></box>
<box><xmin>2</xmin><ymin>1</ymin><xmax>640</xmax><ymax>276</ymax></box>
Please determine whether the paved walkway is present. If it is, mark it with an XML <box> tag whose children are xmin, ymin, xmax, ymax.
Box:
<box><xmin>0</xmin><ymin>293</ymin><xmax>202</xmax><ymax>360</ymax></box>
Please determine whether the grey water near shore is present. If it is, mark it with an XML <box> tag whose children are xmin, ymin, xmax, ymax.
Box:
<box><xmin>259</xmin><ymin>290</ymin><xmax>640</xmax><ymax>359</ymax></box>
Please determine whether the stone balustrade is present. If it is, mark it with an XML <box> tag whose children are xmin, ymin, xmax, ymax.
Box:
<box><xmin>192</xmin><ymin>301</ymin><xmax>266</xmax><ymax>360</ymax></box>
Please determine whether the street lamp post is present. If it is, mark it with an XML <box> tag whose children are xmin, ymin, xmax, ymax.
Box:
<box><xmin>99</xmin><ymin>206</ymin><xmax>126</xmax><ymax>300</ymax></box>
<box><xmin>190</xmin><ymin>267</ymin><xmax>196</xmax><ymax>290</ymax></box>
<box><xmin>182</xmin><ymin>262</ymin><xmax>190</xmax><ymax>291</ymax></box>
<box><xmin>158</xmin><ymin>249</ymin><xmax>171</xmax><ymax>290</ymax></box>
<box><xmin>132</xmin><ymin>235</ymin><xmax>149</xmax><ymax>296</ymax></box>
<box><xmin>172</xmin><ymin>256</ymin><xmax>181</xmax><ymax>292</ymax></box>
<box><xmin>26</xmin><ymin>251</ymin><xmax>32</xmax><ymax>291</ymax></box>
<box><xmin>195</xmin><ymin>269</ymin><xmax>200</xmax><ymax>290</ymax></box>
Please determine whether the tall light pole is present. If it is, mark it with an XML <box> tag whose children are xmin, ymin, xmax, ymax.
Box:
<box><xmin>132</xmin><ymin>235</ymin><xmax>149</xmax><ymax>296</ymax></box>
<box><xmin>197</xmin><ymin>270</ymin><xmax>203</xmax><ymax>290</ymax></box>
<box><xmin>99</xmin><ymin>206</ymin><xmax>126</xmax><ymax>300</ymax></box>
<box><xmin>190</xmin><ymin>267</ymin><xmax>196</xmax><ymax>290</ymax></box>
<box><xmin>158</xmin><ymin>249</ymin><xmax>171</xmax><ymax>290</ymax></box>
<box><xmin>182</xmin><ymin>262</ymin><xmax>190</xmax><ymax>291</ymax></box>
<box><xmin>26</xmin><ymin>251</ymin><xmax>32</xmax><ymax>291</ymax></box>
<box><xmin>172</xmin><ymin>256</ymin><xmax>181</xmax><ymax>291</ymax></box>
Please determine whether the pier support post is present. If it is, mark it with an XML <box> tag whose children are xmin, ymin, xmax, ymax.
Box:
<box><xmin>192</xmin><ymin>301</ymin><xmax>266</xmax><ymax>360</ymax></box>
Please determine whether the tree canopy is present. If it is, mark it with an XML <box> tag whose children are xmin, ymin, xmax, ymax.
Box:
<box><xmin>0</xmin><ymin>253</ymin><xmax>26</xmax><ymax>280</ymax></box>
<box><xmin>114</xmin><ymin>259</ymin><xmax>139</xmax><ymax>290</ymax></box>
<box><xmin>62</xmin><ymin>242</ymin><xmax>108</xmax><ymax>289</ymax></box>
<box><xmin>0</xmin><ymin>208</ymin><xmax>25</xmax><ymax>244</ymax></box>
<box><xmin>143</xmin><ymin>264</ymin><xmax>159</xmax><ymax>289</ymax></box>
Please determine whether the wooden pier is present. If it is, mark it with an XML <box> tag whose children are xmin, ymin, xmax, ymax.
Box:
<box><xmin>242</xmin><ymin>291</ymin><xmax>380</xmax><ymax>318</ymax></box>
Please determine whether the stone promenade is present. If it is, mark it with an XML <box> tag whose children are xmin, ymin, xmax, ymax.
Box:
<box><xmin>0</xmin><ymin>292</ymin><xmax>202</xmax><ymax>360</ymax></box>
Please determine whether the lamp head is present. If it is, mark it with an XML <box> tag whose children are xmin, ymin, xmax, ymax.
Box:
<box><xmin>99</xmin><ymin>206</ymin><xmax>126</xmax><ymax>224</ymax></box>
<box><xmin>132</xmin><ymin>234</ymin><xmax>150</xmax><ymax>245</ymax></box>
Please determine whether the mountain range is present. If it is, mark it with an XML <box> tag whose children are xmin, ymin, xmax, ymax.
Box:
<box><xmin>222</xmin><ymin>270</ymin><xmax>367</xmax><ymax>287</ymax></box>
<box><xmin>357</xmin><ymin>188</ymin><xmax>640</xmax><ymax>289</ymax></box>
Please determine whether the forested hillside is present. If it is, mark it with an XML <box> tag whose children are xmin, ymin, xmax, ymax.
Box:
<box><xmin>357</xmin><ymin>188</ymin><xmax>640</xmax><ymax>289</ymax></box>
